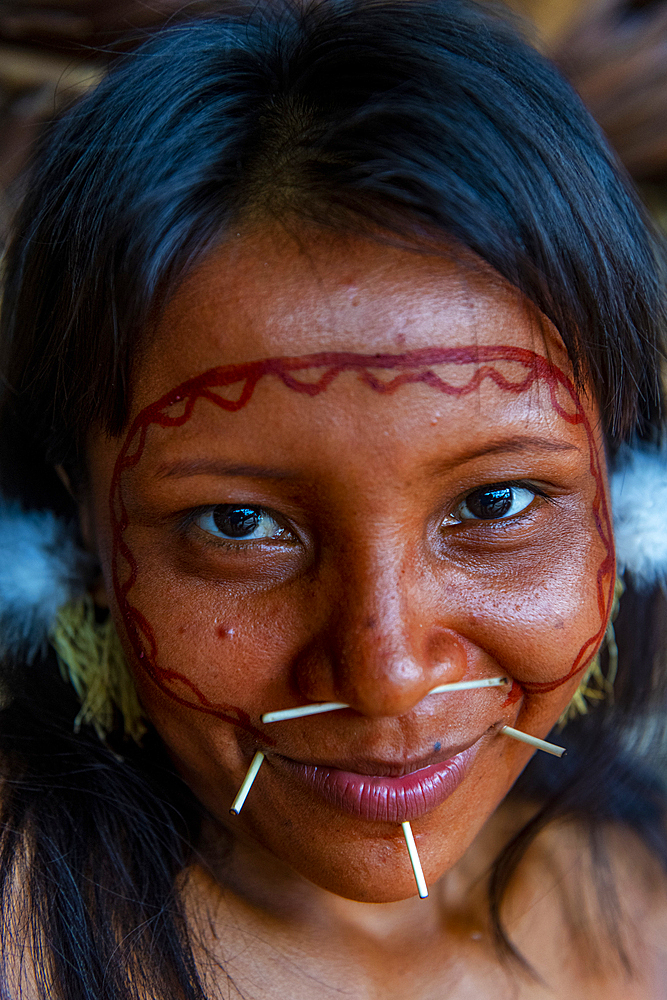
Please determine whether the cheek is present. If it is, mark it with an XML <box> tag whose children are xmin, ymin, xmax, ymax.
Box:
<box><xmin>109</xmin><ymin>525</ymin><xmax>310</xmax><ymax>715</ymax></box>
<box><xmin>442</xmin><ymin>514</ymin><xmax>609</xmax><ymax>678</ymax></box>
<box><xmin>477</xmin><ymin>546</ymin><xmax>604</xmax><ymax>683</ymax></box>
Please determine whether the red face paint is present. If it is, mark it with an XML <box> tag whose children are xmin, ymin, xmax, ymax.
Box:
<box><xmin>110</xmin><ymin>345</ymin><xmax>614</xmax><ymax>724</ymax></box>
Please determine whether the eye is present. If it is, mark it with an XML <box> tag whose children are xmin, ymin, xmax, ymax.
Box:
<box><xmin>193</xmin><ymin>505</ymin><xmax>292</xmax><ymax>543</ymax></box>
<box><xmin>454</xmin><ymin>484</ymin><xmax>539</xmax><ymax>522</ymax></box>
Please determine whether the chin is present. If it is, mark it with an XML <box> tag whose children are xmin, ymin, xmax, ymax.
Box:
<box><xmin>262</xmin><ymin>827</ymin><xmax>454</xmax><ymax>904</ymax></box>
<box><xmin>298</xmin><ymin>863</ymin><xmax>428</xmax><ymax>904</ymax></box>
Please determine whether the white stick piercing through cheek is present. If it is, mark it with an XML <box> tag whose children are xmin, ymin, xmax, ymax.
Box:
<box><xmin>499</xmin><ymin>725</ymin><xmax>566</xmax><ymax>757</ymax></box>
<box><xmin>229</xmin><ymin>750</ymin><xmax>265</xmax><ymax>816</ymax></box>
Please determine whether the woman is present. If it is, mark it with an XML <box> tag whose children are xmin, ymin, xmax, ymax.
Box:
<box><xmin>0</xmin><ymin>1</ymin><xmax>666</xmax><ymax>996</ymax></box>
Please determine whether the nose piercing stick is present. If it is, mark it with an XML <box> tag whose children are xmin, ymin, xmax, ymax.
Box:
<box><xmin>500</xmin><ymin>725</ymin><xmax>565</xmax><ymax>757</ymax></box>
<box><xmin>230</xmin><ymin>750</ymin><xmax>265</xmax><ymax>815</ymax></box>
<box><xmin>261</xmin><ymin>676</ymin><xmax>508</xmax><ymax>724</ymax></box>
<box><xmin>428</xmin><ymin>676</ymin><xmax>507</xmax><ymax>696</ymax></box>
<box><xmin>402</xmin><ymin>821</ymin><xmax>428</xmax><ymax>898</ymax></box>
<box><xmin>262</xmin><ymin>701</ymin><xmax>350</xmax><ymax>724</ymax></box>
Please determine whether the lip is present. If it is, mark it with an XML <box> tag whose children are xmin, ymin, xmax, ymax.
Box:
<box><xmin>274</xmin><ymin>740</ymin><xmax>480</xmax><ymax>823</ymax></box>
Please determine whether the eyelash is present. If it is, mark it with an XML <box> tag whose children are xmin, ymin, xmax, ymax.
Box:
<box><xmin>181</xmin><ymin>480</ymin><xmax>556</xmax><ymax>551</ymax></box>
<box><xmin>181</xmin><ymin>505</ymin><xmax>296</xmax><ymax>550</ymax></box>
<box><xmin>448</xmin><ymin>480</ymin><xmax>556</xmax><ymax>526</ymax></box>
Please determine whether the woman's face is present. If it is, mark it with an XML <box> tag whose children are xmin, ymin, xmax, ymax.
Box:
<box><xmin>83</xmin><ymin>227</ymin><xmax>614</xmax><ymax>902</ymax></box>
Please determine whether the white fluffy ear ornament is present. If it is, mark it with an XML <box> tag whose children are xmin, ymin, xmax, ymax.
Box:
<box><xmin>610</xmin><ymin>440</ymin><xmax>667</xmax><ymax>590</ymax></box>
<box><xmin>0</xmin><ymin>497</ymin><xmax>94</xmax><ymax>664</ymax></box>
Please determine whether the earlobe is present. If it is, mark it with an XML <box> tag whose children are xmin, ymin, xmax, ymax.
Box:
<box><xmin>78</xmin><ymin>510</ymin><xmax>109</xmax><ymax>610</ymax></box>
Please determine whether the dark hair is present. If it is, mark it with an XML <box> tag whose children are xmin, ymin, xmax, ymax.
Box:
<box><xmin>0</xmin><ymin>1</ymin><xmax>666</xmax><ymax>996</ymax></box>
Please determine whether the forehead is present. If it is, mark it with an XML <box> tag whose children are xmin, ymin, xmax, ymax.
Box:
<box><xmin>134</xmin><ymin>227</ymin><xmax>570</xmax><ymax>409</ymax></box>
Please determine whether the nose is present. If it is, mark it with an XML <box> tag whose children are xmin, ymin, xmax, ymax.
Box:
<box><xmin>293</xmin><ymin>548</ymin><xmax>469</xmax><ymax>718</ymax></box>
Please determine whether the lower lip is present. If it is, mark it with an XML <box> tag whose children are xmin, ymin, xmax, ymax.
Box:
<box><xmin>279</xmin><ymin>746</ymin><xmax>477</xmax><ymax>823</ymax></box>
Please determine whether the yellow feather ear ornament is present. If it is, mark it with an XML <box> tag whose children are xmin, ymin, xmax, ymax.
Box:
<box><xmin>50</xmin><ymin>596</ymin><xmax>146</xmax><ymax>744</ymax></box>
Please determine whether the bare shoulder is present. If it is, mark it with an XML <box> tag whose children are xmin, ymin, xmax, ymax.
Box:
<box><xmin>499</xmin><ymin>816</ymin><xmax>667</xmax><ymax>999</ymax></box>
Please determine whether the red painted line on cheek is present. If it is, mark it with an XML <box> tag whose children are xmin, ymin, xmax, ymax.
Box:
<box><xmin>109</xmin><ymin>346</ymin><xmax>614</xmax><ymax>727</ymax></box>
<box><xmin>502</xmin><ymin>680</ymin><xmax>523</xmax><ymax>707</ymax></box>
<box><xmin>520</xmin><ymin>368</ymin><xmax>614</xmax><ymax>694</ymax></box>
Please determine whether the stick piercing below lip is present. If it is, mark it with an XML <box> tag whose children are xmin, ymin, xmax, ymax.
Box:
<box><xmin>260</xmin><ymin>675</ymin><xmax>509</xmax><ymax>724</ymax></box>
<box><xmin>229</xmin><ymin>752</ymin><xmax>430</xmax><ymax>897</ymax></box>
<box><xmin>402</xmin><ymin>821</ymin><xmax>428</xmax><ymax>898</ymax></box>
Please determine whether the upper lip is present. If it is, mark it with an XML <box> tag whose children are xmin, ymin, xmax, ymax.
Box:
<box><xmin>270</xmin><ymin>730</ymin><xmax>489</xmax><ymax>777</ymax></box>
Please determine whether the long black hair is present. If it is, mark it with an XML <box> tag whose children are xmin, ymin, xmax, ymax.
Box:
<box><xmin>0</xmin><ymin>1</ymin><xmax>666</xmax><ymax>996</ymax></box>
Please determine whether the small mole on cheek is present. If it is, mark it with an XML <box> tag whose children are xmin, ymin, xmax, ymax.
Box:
<box><xmin>217</xmin><ymin>625</ymin><xmax>236</xmax><ymax>640</ymax></box>
<box><xmin>434</xmin><ymin>742</ymin><xmax>441</xmax><ymax>752</ymax></box>
<box><xmin>364</xmin><ymin>616</ymin><xmax>377</xmax><ymax>629</ymax></box>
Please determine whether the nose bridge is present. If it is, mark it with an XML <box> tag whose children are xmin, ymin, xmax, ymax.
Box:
<box><xmin>303</xmin><ymin>535</ymin><xmax>468</xmax><ymax>718</ymax></box>
<box><xmin>341</xmin><ymin>552</ymin><xmax>408</xmax><ymax>680</ymax></box>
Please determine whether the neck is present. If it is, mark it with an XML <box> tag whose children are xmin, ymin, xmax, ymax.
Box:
<box><xmin>186</xmin><ymin>799</ymin><xmax>534</xmax><ymax>940</ymax></box>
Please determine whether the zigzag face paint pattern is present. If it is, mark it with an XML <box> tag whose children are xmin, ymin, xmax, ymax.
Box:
<box><xmin>110</xmin><ymin>345</ymin><xmax>614</xmax><ymax>719</ymax></box>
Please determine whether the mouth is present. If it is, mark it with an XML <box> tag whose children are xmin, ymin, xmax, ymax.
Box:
<box><xmin>271</xmin><ymin>737</ymin><xmax>483</xmax><ymax>823</ymax></box>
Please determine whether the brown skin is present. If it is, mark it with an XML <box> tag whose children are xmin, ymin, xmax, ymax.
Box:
<box><xmin>78</xmin><ymin>227</ymin><xmax>666</xmax><ymax>996</ymax></box>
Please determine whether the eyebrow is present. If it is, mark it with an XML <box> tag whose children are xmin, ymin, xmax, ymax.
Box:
<box><xmin>465</xmin><ymin>436</ymin><xmax>579</xmax><ymax>458</ymax></box>
<box><xmin>155</xmin><ymin>459</ymin><xmax>299</xmax><ymax>481</ymax></box>
<box><xmin>430</xmin><ymin>435</ymin><xmax>581</xmax><ymax>470</ymax></box>
<box><xmin>156</xmin><ymin>436</ymin><xmax>579</xmax><ymax>482</ymax></box>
